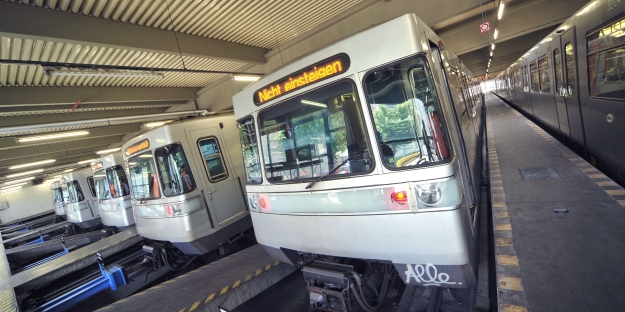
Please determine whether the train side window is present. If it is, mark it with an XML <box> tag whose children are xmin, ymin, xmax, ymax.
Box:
<box><xmin>538</xmin><ymin>56</ymin><xmax>551</xmax><ymax>93</ymax></box>
<box><xmin>198</xmin><ymin>138</ymin><xmax>228</xmax><ymax>183</ymax></box>
<box><xmin>554</xmin><ymin>49</ymin><xmax>564</xmax><ymax>94</ymax></box>
<box><xmin>588</xmin><ymin>18</ymin><xmax>625</xmax><ymax>99</ymax></box>
<box><xmin>529</xmin><ymin>61</ymin><xmax>539</xmax><ymax>92</ymax></box>
<box><xmin>86</xmin><ymin>177</ymin><xmax>96</xmax><ymax>197</ymax></box>
<box><xmin>155</xmin><ymin>144</ymin><xmax>196</xmax><ymax>196</ymax></box>
<box><xmin>564</xmin><ymin>43</ymin><xmax>577</xmax><ymax>98</ymax></box>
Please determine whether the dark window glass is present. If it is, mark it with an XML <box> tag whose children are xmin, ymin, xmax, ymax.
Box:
<box><xmin>237</xmin><ymin>117</ymin><xmax>262</xmax><ymax>184</ymax></box>
<box><xmin>155</xmin><ymin>144</ymin><xmax>196</xmax><ymax>196</ymax></box>
<box><xmin>538</xmin><ymin>56</ymin><xmax>551</xmax><ymax>93</ymax></box>
<box><xmin>128</xmin><ymin>152</ymin><xmax>160</xmax><ymax>200</ymax></box>
<box><xmin>530</xmin><ymin>61</ymin><xmax>539</xmax><ymax>92</ymax></box>
<box><xmin>565</xmin><ymin>43</ymin><xmax>577</xmax><ymax>98</ymax></box>
<box><xmin>86</xmin><ymin>177</ymin><xmax>96</xmax><ymax>197</ymax></box>
<box><xmin>67</xmin><ymin>180</ymin><xmax>85</xmax><ymax>203</ymax></box>
<box><xmin>106</xmin><ymin>165</ymin><xmax>131</xmax><ymax>198</ymax></box>
<box><xmin>198</xmin><ymin>138</ymin><xmax>228</xmax><ymax>182</ymax></box>
<box><xmin>554</xmin><ymin>49</ymin><xmax>564</xmax><ymax>94</ymax></box>
<box><xmin>53</xmin><ymin>187</ymin><xmax>63</xmax><ymax>203</ymax></box>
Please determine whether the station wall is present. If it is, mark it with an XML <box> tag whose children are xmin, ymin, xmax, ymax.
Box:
<box><xmin>0</xmin><ymin>184</ymin><xmax>54</xmax><ymax>224</ymax></box>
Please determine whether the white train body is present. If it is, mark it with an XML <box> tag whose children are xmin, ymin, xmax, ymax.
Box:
<box><xmin>64</xmin><ymin>167</ymin><xmax>101</xmax><ymax>228</ymax></box>
<box><xmin>50</xmin><ymin>181</ymin><xmax>67</xmax><ymax>218</ymax></box>
<box><xmin>122</xmin><ymin>114</ymin><xmax>252</xmax><ymax>254</ymax></box>
<box><xmin>92</xmin><ymin>152</ymin><xmax>135</xmax><ymax>230</ymax></box>
<box><xmin>233</xmin><ymin>14</ymin><xmax>484</xmax><ymax>288</ymax></box>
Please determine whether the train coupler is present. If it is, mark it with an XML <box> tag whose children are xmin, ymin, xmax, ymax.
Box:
<box><xmin>303</xmin><ymin>261</ymin><xmax>354</xmax><ymax>311</ymax></box>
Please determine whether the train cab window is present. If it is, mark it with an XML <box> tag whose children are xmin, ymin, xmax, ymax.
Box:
<box><xmin>237</xmin><ymin>117</ymin><xmax>262</xmax><ymax>184</ymax></box>
<box><xmin>198</xmin><ymin>138</ymin><xmax>228</xmax><ymax>183</ymax></box>
<box><xmin>86</xmin><ymin>177</ymin><xmax>96</xmax><ymax>197</ymax></box>
<box><xmin>128</xmin><ymin>152</ymin><xmax>161</xmax><ymax>201</ymax></box>
<box><xmin>67</xmin><ymin>181</ymin><xmax>85</xmax><ymax>203</ymax></box>
<box><xmin>364</xmin><ymin>56</ymin><xmax>451</xmax><ymax>169</ymax></box>
<box><xmin>155</xmin><ymin>144</ymin><xmax>196</xmax><ymax>196</ymax></box>
<box><xmin>53</xmin><ymin>187</ymin><xmax>63</xmax><ymax>203</ymax></box>
<box><xmin>530</xmin><ymin>61</ymin><xmax>540</xmax><ymax>92</ymax></box>
<box><xmin>259</xmin><ymin>80</ymin><xmax>371</xmax><ymax>182</ymax></box>
<box><xmin>93</xmin><ymin>170</ymin><xmax>111</xmax><ymax>200</ymax></box>
<box><xmin>106</xmin><ymin>165</ymin><xmax>130</xmax><ymax>198</ymax></box>
<box><xmin>588</xmin><ymin>18</ymin><xmax>625</xmax><ymax>99</ymax></box>
<box><xmin>538</xmin><ymin>56</ymin><xmax>551</xmax><ymax>93</ymax></box>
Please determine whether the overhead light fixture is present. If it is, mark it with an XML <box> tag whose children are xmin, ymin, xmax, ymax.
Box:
<box><xmin>3</xmin><ymin>176</ymin><xmax>36</xmax><ymax>185</ymax></box>
<box><xmin>6</xmin><ymin>169</ymin><xmax>44</xmax><ymax>179</ymax></box>
<box><xmin>9</xmin><ymin>159</ymin><xmax>56</xmax><ymax>170</ymax></box>
<box><xmin>96</xmin><ymin>147</ymin><xmax>121</xmax><ymax>155</ymax></box>
<box><xmin>498</xmin><ymin>1</ymin><xmax>505</xmax><ymax>20</ymax></box>
<box><xmin>232</xmin><ymin>75</ymin><xmax>262</xmax><ymax>82</ymax></box>
<box><xmin>64</xmin><ymin>169</ymin><xmax>74</xmax><ymax>173</ymax></box>
<box><xmin>301</xmin><ymin>100</ymin><xmax>327</xmax><ymax>108</ymax></box>
<box><xmin>1</xmin><ymin>182</ymin><xmax>27</xmax><ymax>189</ymax></box>
<box><xmin>46</xmin><ymin>68</ymin><xmax>165</xmax><ymax>78</ymax></box>
<box><xmin>78</xmin><ymin>159</ymin><xmax>97</xmax><ymax>165</ymax></box>
<box><xmin>491</xmin><ymin>43</ymin><xmax>495</xmax><ymax>51</ymax></box>
<box><xmin>494</xmin><ymin>29</ymin><xmax>499</xmax><ymax>40</ymax></box>
<box><xmin>145</xmin><ymin>120</ymin><xmax>173</xmax><ymax>128</ymax></box>
<box><xmin>490</xmin><ymin>51</ymin><xmax>493</xmax><ymax>57</ymax></box>
<box><xmin>18</xmin><ymin>130</ymin><xmax>89</xmax><ymax>143</ymax></box>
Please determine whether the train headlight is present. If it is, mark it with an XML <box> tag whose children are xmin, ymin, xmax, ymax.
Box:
<box><xmin>248</xmin><ymin>193</ymin><xmax>259</xmax><ymax>210</ymax></box>
<box><xmin>415</xmin><ymin>183</ymin><xmax>443</xmax><ymax>206</ymax></box>
<box><xmin>413</xmin><ymin>175</ymin><xmax>462</xmax><ymax>210</ymax></box>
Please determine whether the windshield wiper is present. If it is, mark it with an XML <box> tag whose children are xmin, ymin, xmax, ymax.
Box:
<box><xmin>305</xmin><ymin>149</ymin><xmax>364</xmax><ymax>190</ymax></box>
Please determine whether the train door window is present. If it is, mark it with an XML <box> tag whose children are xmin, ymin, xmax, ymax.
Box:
<box><xmin>554</xmin><ymin>49</ymin><xmax>564</xmax><ymax>94</ymax></box>
<box><xmin>588</xmin><ymin>18</ymin><xmax>625</xmax><ymax>99</ymax></box>
<box><xmin>564</xmin><ymin>43</ymin><xmax>577</xmax><ymax>98</ymax></box>
<box><xmin>128</xmin><ymin>152</ymin><xmax>160</xmax><ymax>200</ymax></box>
<box><xmin>364</xmin><ymin>56</ymin><xmax>451</xmax><ymax>169</ymax></box>
<box><xmin>237</xmin><ymin>117</ymin><xmax>262</xmax><ymax>184</ymax></box>
<box><xmin>198</xmin><ymin>138</ymin><xmax>228</xmax><ymax>183</ymax></box>
<box><xmin>154</xmin><ymin>144</ymin><xmax>196</xmax><ymax>196</ymax></box>
<box><xmin>86</xmin><ymin>177</ymin><xmax>96</xmax><ymax>197</ymax></box>
<box><xmin>538</xmin><ymin>56</ymin><xmax>551</xmax><ymax>93</ymax></box>
<box><xmin>67</xmin><ymin>181</ymin><xmax>85</xmax><ymax>203</ymax></box>
<box><xmin>106</xmin><ymin>165</ymin><xmax>130</xmax><ymax>198</ymax></box>
<box><xmin>530</xmin><ymin>61</ymin><xmax>539</xmax><ymax>92</ymax></box>
<box><xmin>259</xmin><ymin>80</ymin><xmax>372</xmax><ymax>182</ymax></box>
<box><xmin>93</xmin><ymin>170</ymin><xmax>111</xmax><ymax>200</ymax></box>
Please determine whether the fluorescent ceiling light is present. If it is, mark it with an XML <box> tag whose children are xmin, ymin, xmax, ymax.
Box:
<box><xmin>1</xmin><ymin>183</ymin><xmax>26</xmax><ymax>189</ymax></box>
<box><xmin>18</xmin><ymin>130</ymin><xmax>89</xmax><ymax>143</ymax></box>
<box><xmin>497</xmin><ymin>2</ymin><xmax>505</xmax><ymax>20</ymax></box>
<box><xmin>64</xmin><ymin>169</ymin><xmax>74</xmax><ymax>173</ymax></box>
<box><xmin>96</xmin><ymin>147</ymin><xmax>121</xmax><ymax>155</ymax></box>
<box><xmin>145</xmin><ymin>120</ymin><xmax>172</xmax><ymax>128</ymax></box>
<box><xmin>301</xmin><ymin>100</ymin><xmax>327</xmax><ymax>108</ymax></box>
<box><xmin>491</xmin><ymin>44</ymin><xmax>495</xmax><ymax>51</ymax></box>
<box><xmin>494</xmin><ymin>29</ymin><xmax>499</xmax><ymax>40</ymax></box>
<box><xmin>6</xmin><ymin>169</ymin><xmax>44</xmax><ymax>178</ymax></box>
<box><xmin>490</xmin><ymin>51</ymin><xmax>493</xmax><ymax>57</ymax></box>
<box><xmin>3</xmin><ymin>177</ymin><xmax>35</xmax><ymax>185</ymax></box>
<box><xmin>78</xmin><ymin>159</ymin><xmax>97</xmax><ymax>165</ymax></box>
<box><xmin>9</xmin><ymin>159</ymin><xmax>56</xmax><ymax>170</ymax></box>
<box><xmin>232</xmin><ymin>75</ymin><xmax>261</xmax><ymax>82</ymax></box>
<box><xmin>46</xmin><ymin>68</ymin><xmax>165</xmax><ymax>78</ymax></box>
<box><xmin>53</xmin><ymin>175</ymin><xmax>62</xmax><ymax>178</ymax></box>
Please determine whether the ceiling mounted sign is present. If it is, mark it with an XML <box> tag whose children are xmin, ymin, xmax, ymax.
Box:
<box><xmin>479</xmin><ymin>21</ymin><xmax>491</xmax><ymax>33</ymax></box>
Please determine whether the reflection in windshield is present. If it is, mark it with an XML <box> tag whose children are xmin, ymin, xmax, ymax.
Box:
<box><xmin>128</xmin><ymin>152</ymin><xmax>160</xmax><ymax>200</ymax></box>
<box><xmin>107</xmin><ymin>165</ymin><xmax>130</xmax><ymax>198</ymax></box>
<box><xmin>94</xmin><ymin>170</ymin><xmax>111</xmax><ymax>200</ymax></box>
<box><xmin>364</xmin><ymin>56</ymin><xmax>451</xmax><ymax>169</ymax></box>
<box><xmin>258</xmin><ymin>81</ymin><xmax>371</xmax><ymax>183</ymax></box>
<box><xmin>67</xmin><ymin>181</ymin><xmax>85</xmax><ymax>203</ymax></box>
<box><xmin>53</xmin><ymin>187</ymin><xmax>63</xmax><ymax>203</ymax></box>
<box><xmin>154</xmin><ymin>144</ymin><xmax>195</xmax><ymax>197</ymax></box>
<box><xmin>238</xmin><ymin>117</ymin><xmax>262</xmax><ymax>184</ymax></box>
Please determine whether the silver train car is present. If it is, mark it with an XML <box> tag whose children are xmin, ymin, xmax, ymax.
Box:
<box><xmin>496</xmin><ymin>0</ymin><xmax>625</xmax><ymax>183</ymax></box>
<box><xmin>122</xmin><ymin>114</ymin><xmax>252</xmax><ymax>255</ymax></box>
<box><xmin>50</xmin><ymin>181</ymin><xmax>67</xmax><ymax>221</ymax></box>
<box><xmin>233</xmin><ymin>13</ymin><xmax>484</xmax><ymax>310</ymax></box>
<box><xmin>64</xmin><ymin>167</ymin><xmax>101</xmax><ymax>229</ymax></box>
<box><xmin>92</xmin><ymin>152</ymin><xmax>135</xmax><ymax>232</ymax></box>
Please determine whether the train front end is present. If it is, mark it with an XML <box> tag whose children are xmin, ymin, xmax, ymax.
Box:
<box><xmin>50</xmin><ymin>181</ymin><xmax>67</xmax><ymax>221</ymax></box>
<box><xmin>64</xmin><ymin>168</ymin><xmax>101</xmax><ymax>229</ymax></box>
<box><xmin>233</xmin><ymin>13</ymin><xmax>481</xmax><ymax>299</ymax></box>
<box><xmin>92</xmin><ymin>152</ymin><xmax>135</xmax><ymax>232</ymax></box>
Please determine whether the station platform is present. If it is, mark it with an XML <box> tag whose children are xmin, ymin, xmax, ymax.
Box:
<box><xmin>98</xmin><ymin>245</ymin><xmax>299</xmax><ymax>312</ymax></box>
<box><xmin>486</xmin><ymin>93</ymin><xmax>625</xmax><ymax>311</ymax></box>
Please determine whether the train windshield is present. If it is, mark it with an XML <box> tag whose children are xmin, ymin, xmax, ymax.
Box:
<box><xmin>237</xmin><ymin>117</ymin><xmax>262</xmax><ymax>184</ymax></box>
<box><xmin>93</xmin><ymin>170</ymin><xmax>111</xmax><ymax>200</ymax></box>
<box><xmin>364</xmin><ymin>56</ymin><xmax>451</xmax><ymax>169</ymax></box>
<box><xmin>106</xmin><ymin>165</ymin><xmax>130</xmax><ymax>198</ymax></box>
<box><xmin>67</xmin><ymin>180</ymin><xmax>85</xmax><ymax>203</ymax></box>
<box><xmin>154</xmin><ymin>144</ymin><xmax>196</xmax><ymax>196</ymax></box>
<box><xmin>258</xmin><ymin>80</ymin><xmax>371</xmax><ymax>183</ymax></box>
<box><xmin>53</xmin><ymin>187</ymin><xmax>63</xmax><ymax>203</ymax></box>
<box><xmin>128</xmin><ymin>152</ymin><xmax>160</xmax><ymax>200</ymax></box>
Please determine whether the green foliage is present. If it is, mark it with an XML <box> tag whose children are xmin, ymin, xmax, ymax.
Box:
<box><xmin>372</xmin><ymin>101</ymin><xmax>415</xmax><ymax>141</ymax></box>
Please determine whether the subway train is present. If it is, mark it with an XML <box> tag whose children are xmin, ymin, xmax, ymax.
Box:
<box><xmin>121</xmin><ymin>114</ymin><xmax>252</xmax><ymax>266</ymax></box>
<box><xmin>232</xmin><ymin>14</ymin><xmax>484</xmax><ymax>311</ymax></box>
<box><xmin>50</xmin><ymin>181</ymin><xmax>67</xmax><ymax>222</ymax></box>
<box><xmin>63</xmin><ymin>167</ymin><xmax>101</xmax><ymax>231</ymax></box>
<box><xmin>496</xmin><ymin>0</ymin><xmax>625</xmax><ymax>183</ymax></box>
<box><xmin>92</xmin><ymin>152</ymin><xmax>135</xmax><ymax>233</ymax></box>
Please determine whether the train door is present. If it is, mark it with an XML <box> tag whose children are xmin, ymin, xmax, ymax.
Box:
<box><xmin>85</xmin><ymin>175</ymin><xmax>100</xmax><ymax>218</ymax></box>
<box><xmin>188</xmin><ymin>128</ymin><xmax>246</xmax><ymax>227</ymax></box>
<box><xmin>560</xmin><ymin>28</ymin><xmax>586</xmax><ymax>147</ymax></box>
<box><xmin>551</xmin><ymin>37</ymin><xmax>571</xmax><ymax>138</ymax></box>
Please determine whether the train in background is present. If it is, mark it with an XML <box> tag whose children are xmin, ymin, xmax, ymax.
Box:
<box><xmin>64</xmin><ymin>167</ymin><xmax>101</xmax><ymax>232</ymax></box>
<box><xmin>92</xmin><ymin>152</ymin><xmax>135</xmax><ymax>234</ymax></box>
<box><xmin>233</xmin><ymin>14</ymin><xmax>484</xmax><ymax>312</ymax></box>
<box><xmin>121</xmin><ymin>114</ymin><xmax>253</xmax><ymax>269</ymax></box>
<box><xmin>50</xmin><ymin>181</ymin><xmax>67</xmax><ymax>222</ymax></box>
<box><xmin>495</xmin><ymin>0</ymin><xmax>625</xmax><ymax>184</ymax></box>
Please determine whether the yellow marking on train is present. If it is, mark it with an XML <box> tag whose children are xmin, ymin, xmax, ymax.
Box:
<box><xmin>497</xmin><ymin>255</ymin><xmax>519</xmax><ymax>266</ymax></box>
<box><xmin>245</xmin><ymin>274</ymin><xmax>252</xmax><ymax>282</ymax></box>
<box><xmin>606</xmin><ymin>189</ymin><xmax>625</xmax><ymax>195</ymax></box>
<box><xmin>495</xmin><ymin>238</ymin><xmax>514</xmax><ymax>246</ymax></box>
<box><xmin>256</xmin><ymin>269</ymin><xmax>262</xmax><ymax>276</ymax></box>
<box><xmin>205</xmin><ymin>293</ymin><xmax>215</xmax><ymax>304</ymax></box>
<box><xmin>499</xmin><ymin>276</ymin><xmax>524</xmax><ymax>291</ymax></box>
<box><xmin>233</xmin><ymin>280</ymin><xmax>241</xmax><ymax>289</ymax></box>
<box><xmin>500</xmin><ymin>304</ymin><xmax>528</xmax><ymax>312</ymax></box>
<box><xmin>588</xmin><ymin>174</ymin><xmax>605</xmax><ymax>179</ymax></box>
<box><xmin>494</xmin><ymin>212</ymin><xmax>509</xmax><ymax>219</ymax></box>
<box><xmin>188</xmin><ymin>301</ymin><xmax>200</xmax><ymax>312</ymax></box>
<box><xmin>219</xmin><ymin>286</ymin><xmax>229</xmax><ymax>295</ymax></box>
<box><xmin>597</xmin><ymin>181</ymin><xmax>618</xmax><ymax>186</ymax></box>
<box><xmin>494</xmin><ymin>224</ymin><xmax>512</xmax><ymax>231</ymax></box>
<box><xmin>274</xmin><ymin>260</ymin><xmax>280</xmax><ymax>266</ymax></box>
<box><xmin>492</xmin><ymin>202</ymin><xmax>507</xmax><ymax>208</ymax></box>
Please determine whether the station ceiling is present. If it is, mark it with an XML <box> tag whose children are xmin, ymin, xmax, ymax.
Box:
<box><xmin>0</xmin><ymin>0</ymin><xmax>590</xmax><ymax>185</ymax></box>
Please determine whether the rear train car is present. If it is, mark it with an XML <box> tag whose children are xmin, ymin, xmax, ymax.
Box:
<box><xmin>92</xmin><ymin>152</ymin><xmax>135</xmax><ymax>233</ymax></box>
<box><xmin>232</xmin><ymin>13</ymin><xmax>484</xmax><ymax>311</ymax></box>
<box><xmin>64</xmin><ymin>167</ymin><xmax>101</xmax><ymax>229</ymax></box>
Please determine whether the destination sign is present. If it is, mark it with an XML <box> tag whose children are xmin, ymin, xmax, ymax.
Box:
<box><xmin>254</xmin><ymin>54</ymin><xmax>350</xmax><ymax>105</ymax></box>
